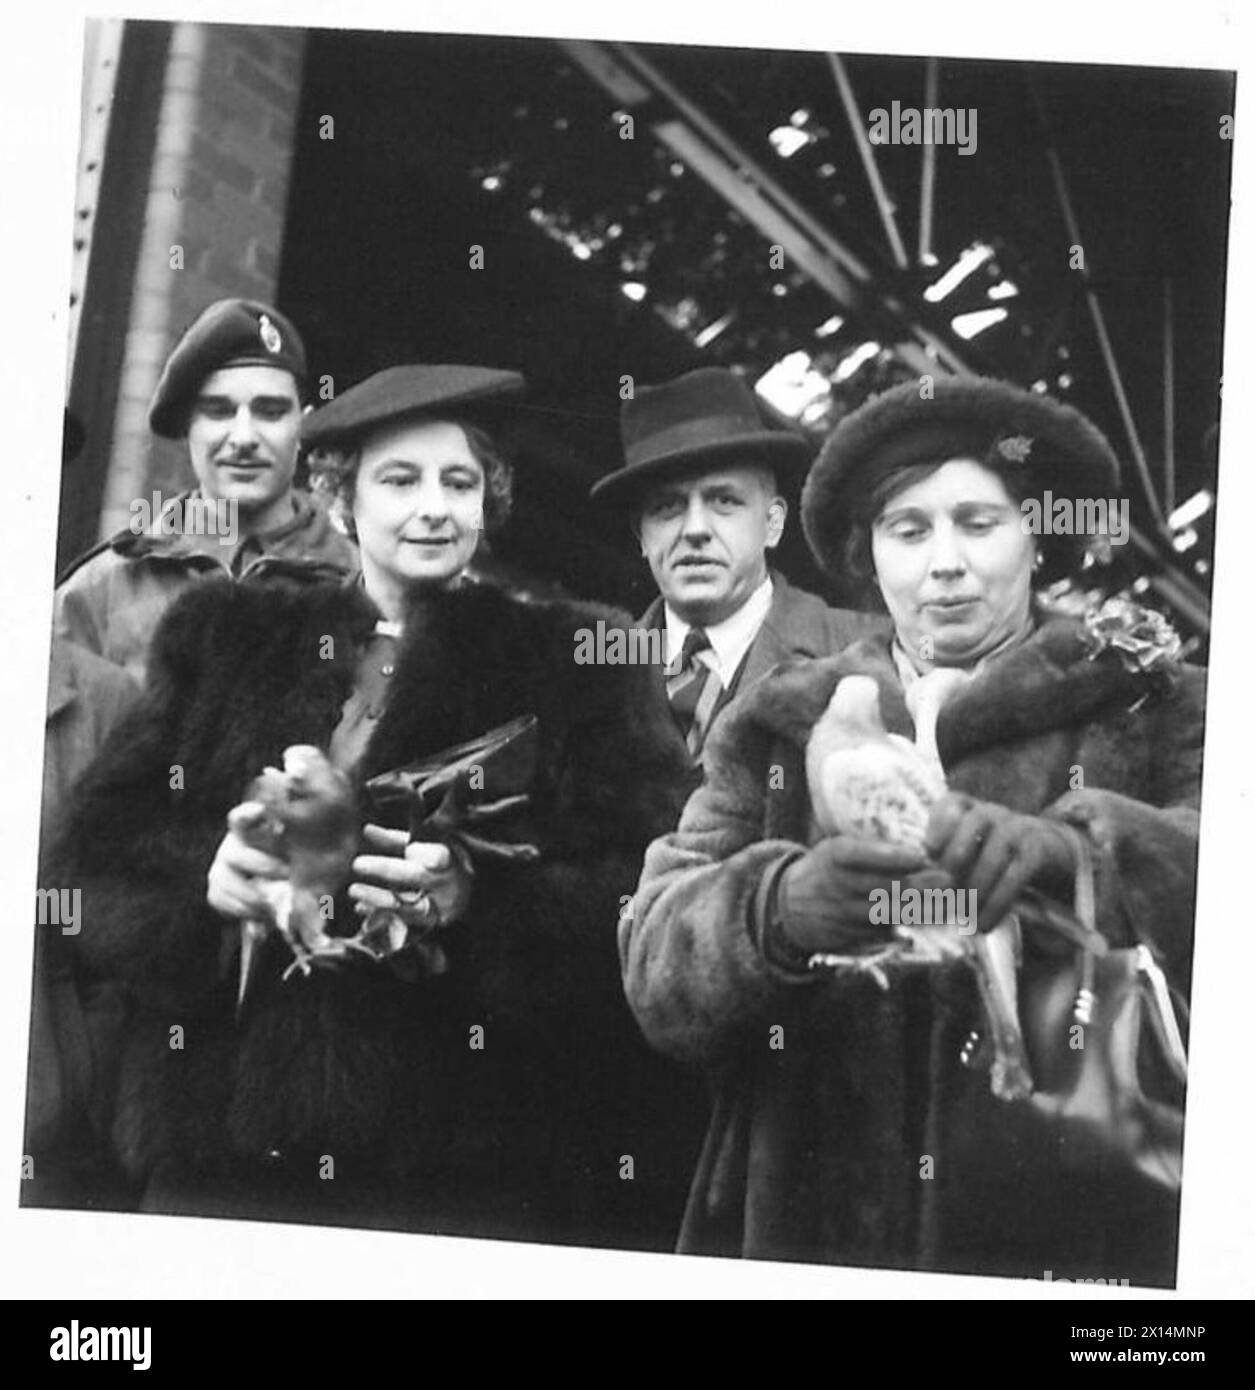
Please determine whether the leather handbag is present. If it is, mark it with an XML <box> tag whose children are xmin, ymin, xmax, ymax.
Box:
<box><xmin>935</xmin><ymin>833</ymin><xmax>1188</xmax><ymax>1199</ymax></box>
<box><xmin>1014</xmin><ymin>836</ymin><xmax>1188</xmax><ymax>1191</ymax></box>
<box><xmin>918</xmin><ymin>841</ymin><xmax>1188</xmax><ymax>1282</ymax></box>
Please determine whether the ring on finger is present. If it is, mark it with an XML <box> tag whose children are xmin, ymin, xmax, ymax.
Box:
<box><xmin>393</xmin><ymin>888</ymin><xmax>441</xmax><ymax>931</ymax></box>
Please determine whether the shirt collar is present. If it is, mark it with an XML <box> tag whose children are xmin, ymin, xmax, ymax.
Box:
<box><xmin>126</xmin><ymin>489</ymin><xmax>309</xmax><ymax>561</ymax></box>
<box><xmin>665</xmin><ymin>573</ymin><xmax>774</xmax><ymax>683</ymax></box>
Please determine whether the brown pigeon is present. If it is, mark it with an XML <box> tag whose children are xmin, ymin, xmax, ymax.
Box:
<box><xmin>233</xmin><ymin>745</ymin><xmax>361</xmax><ymax>1007</ymax></box>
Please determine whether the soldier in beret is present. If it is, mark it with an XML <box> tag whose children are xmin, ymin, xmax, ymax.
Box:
<box><xmin>592</xmin><ymin>367</ymin><xmax>879</xmax><ymax>763</ymax></box>
<box><xmin>621</xmin><ymin>375</ymin><xmax>1204</xmax><ymax>1284</ymax></box>
<box><xmin>53</xmin><ymin>298</ymin><xmax>357</xmax><ymax>684</ymax></box>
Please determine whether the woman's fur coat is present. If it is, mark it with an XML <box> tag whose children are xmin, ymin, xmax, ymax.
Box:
<box><xmin>44</xmin><ymin>576</ymin><xmax>705</xmax><ymax>1248</ymax></box>
<box><xmin>622</xmin><ymin>616</ymin><xmax>1205</xmax><ymax>1285</ymax></box>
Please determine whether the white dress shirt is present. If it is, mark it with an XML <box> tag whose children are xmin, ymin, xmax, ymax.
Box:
<box><xmin>664</xmin><ymin>573</ymin><xmax>775</xmax><ymax>686</ymax></box>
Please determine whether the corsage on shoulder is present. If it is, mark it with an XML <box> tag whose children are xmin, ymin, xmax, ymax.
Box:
<box><xmin>1078</xmin><ymin>595</ymin><xmax>1183</xmax><ymax>677</ymax></box>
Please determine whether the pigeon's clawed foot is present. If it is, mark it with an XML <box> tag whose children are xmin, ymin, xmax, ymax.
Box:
<box><xmin>342</xmin><ymin>935</ymin><xmax>387</xmax><ymax>961</ymax></box>
<box><xmin>280</xmin><ymin>952</ymin><xmax>316</xmax><ymax>983</ymax></box>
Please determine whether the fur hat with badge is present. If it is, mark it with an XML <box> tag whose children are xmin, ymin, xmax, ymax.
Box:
<box><xmin>801</xmin><ymin>374</ymin><xmax>1123</xmax><ymax>600</ymax></box>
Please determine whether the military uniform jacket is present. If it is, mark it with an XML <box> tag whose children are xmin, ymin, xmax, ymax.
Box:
<box><xmin>53</xmin><ymin>489</ymin><xmax>357</xmax><ymax>683</ymax></box>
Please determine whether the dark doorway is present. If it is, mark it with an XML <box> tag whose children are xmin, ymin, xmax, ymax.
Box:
<box><xmin>278</xmin><ymin>29</ymin><xmax>829</xmax><ymax>611</ymax></box>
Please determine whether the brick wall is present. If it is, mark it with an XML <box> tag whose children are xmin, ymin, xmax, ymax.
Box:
<box><xmin>97</xmin><ymin>21</ymin><xmax>305</xmax><ymax>538</ymax></box>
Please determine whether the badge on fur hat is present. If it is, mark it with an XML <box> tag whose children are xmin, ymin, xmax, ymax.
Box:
<box><xmin>996</xmin><ymin>434</ymin><xmax>1033</xmax><ymax>463</ymax></box>
<box><xmin>258</xmin><ymin>314</ymin><xmax>283</xmax><ymax>355</ymax></box>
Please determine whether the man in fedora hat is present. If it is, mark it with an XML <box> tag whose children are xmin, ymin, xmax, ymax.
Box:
<box><xmin>54</xmin><ymin>298</ymin><xmax>357</xmax><ymax>684</ymax></box>
<box><xmin>591</xmin><ymin>366</ymin><xmax>877</xmax><ymax>759</ymax></box>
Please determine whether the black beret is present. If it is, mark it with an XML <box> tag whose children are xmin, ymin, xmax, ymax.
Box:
<box><xmin>301</xmin><ymin>365</ymin><xmax>526</xmax><ymax>450</ymax></box>
<box><xmin>802</xmin><ymin>375</ymin><xmax>1122</xmax><ymax>588</ymax></box>
<box><xmin>149</xmin><ymin>299</ymin><xmax>306</xmax><ymax>439</ymax></box>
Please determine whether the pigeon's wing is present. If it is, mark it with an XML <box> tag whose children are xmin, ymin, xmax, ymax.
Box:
<box><xmin>812</xmin><ymin>743</ymin><xmax>945</xmax><ymax>847</ymax></box>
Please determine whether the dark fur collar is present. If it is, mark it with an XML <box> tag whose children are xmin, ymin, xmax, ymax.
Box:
<box><xmin>717</xmin><ymin>616</ymin><xmax>1156</xmax><ymax>764</ymax></box>
<box><xmin>138</xmin><ymin>575</ymin><xmax>643</xmax><ymax>808</ymax></box>
<box><xmin>360</xmin><ymin>578</ymin><xmax>638</xmax><ymax>779</ymax></box>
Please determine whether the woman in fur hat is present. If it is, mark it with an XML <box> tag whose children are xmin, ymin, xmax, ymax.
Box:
<box><xmin>621</xmin><ymin>376</ymin><xmax>1205</xmax><ymax>1285</ymax></box>
<box><xmin>44</xmin><ymin>364</ymin><xmax>702</xmax><ymax>1247</ymax></box>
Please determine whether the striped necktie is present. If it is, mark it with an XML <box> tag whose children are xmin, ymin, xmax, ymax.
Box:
<box><xmin>667</xmin><ymin>627</ymin><xmax>719</xmax><ymax>757</ymax></box>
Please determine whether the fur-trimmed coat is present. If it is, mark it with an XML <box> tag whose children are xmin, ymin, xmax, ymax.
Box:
<box><xmin>45</xmin><ymin>576</ymin><xmax>705</xmax><ymax>1247</ymax></box>
<box><xmin>621</xmin><ymin>617</ymin><xmax>1205</xmax><ymax>1283</ymax></box>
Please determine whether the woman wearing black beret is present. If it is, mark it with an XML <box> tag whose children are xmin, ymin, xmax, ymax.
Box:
<box><xmin>44</xmin><ymin>364</ymin><xmax>703</xmax><ymax>1247</ymax></box>
<box><xmin>622</xmin><ymin>376</ymin><xmax>1204</xmax><ymax>1285</ymax></box>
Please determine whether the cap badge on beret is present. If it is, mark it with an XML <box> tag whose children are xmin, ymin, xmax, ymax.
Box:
<box><xmin>996</xmin><ymin>434</ymin><xmax>1034</xmax><ymax>463</ymax></box>
<box><xmin>258</xmin><ymin>314</ymin><xmax>283</xmax><ymax>355</ymax></box>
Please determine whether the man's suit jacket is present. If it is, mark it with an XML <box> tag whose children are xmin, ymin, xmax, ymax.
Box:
<box><xmin>639</xmin><ymin>571</ymin><xmax>885</xmax><ymax>756</ymax></box>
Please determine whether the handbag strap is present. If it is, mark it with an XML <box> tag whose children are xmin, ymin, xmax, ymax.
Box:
<box><xmin>1070</xmin><ymin>825</ymin><xmax>1097</xmax><ymax>932</ymax></box>
<box><xmin>1058</xmin><ymin>824</ymin><xmax>1098</xmax><ymax>1023</ymax></box>
<box><xmin>1137</xmin><ymin>945</ymin><xmax>1189</xmax><ymax>1081</ymax></box>
<box><xmin>1059</xmin><ymin>819</ymin><xmax>1188</xmax><ymax>1080</ymax></box>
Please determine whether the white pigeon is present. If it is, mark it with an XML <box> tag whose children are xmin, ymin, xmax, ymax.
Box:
<box><xmin>805</xmin><ymin>675</ymin><xmax>950</xmax><ymax>851</ymax></box>
<box><xmin>805</xmin><ymin>672</ymin><xmax>1034</xmax><ymax>1100</ymax></box>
